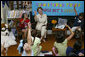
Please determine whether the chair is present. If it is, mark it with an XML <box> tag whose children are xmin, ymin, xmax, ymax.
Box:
<box><xmin>13</xmin><ymin>19</ymin><xmax>23</xmax><ymax>40</ymax></box>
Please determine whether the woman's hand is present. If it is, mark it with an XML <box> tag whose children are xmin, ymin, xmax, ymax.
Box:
<box><xmin>34</xmin><ymin>11</ymin><xmax>38</xmax><ymax>21</ymax></box>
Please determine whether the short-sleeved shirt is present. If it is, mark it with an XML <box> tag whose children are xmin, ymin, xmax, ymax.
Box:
<box><xmin>31</xmin><ymin>37</ymin><xmax>42</xmax><ymax>56</ymax></box>
<box><xmin>54</xmin><ymin>39</ymin><xmax>68</xmax><ymax>56</ymax></box>
<box><xmin>19</xmin><ymin>18</ymin><xmax>30</xmax><ymax>29</ymax></box>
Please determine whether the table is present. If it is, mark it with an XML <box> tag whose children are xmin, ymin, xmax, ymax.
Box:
<box><xmin>52</xmin><ymin>27</ymin><xmax>67</xmax><ymax>37</ymax></box>
<box><xmin>52</xmin><ymin>27</ymin><xmax>67</xmax><ymax>31</ymax></box>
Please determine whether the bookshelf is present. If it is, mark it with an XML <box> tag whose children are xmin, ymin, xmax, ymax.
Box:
<box><xmin>9</xmin><ymin>1</ymin><xmax>32</xmax><ymax>10</ymax></box>
<box><xmin>7</xmin><ymin>1</ymin><xmax>32</xmax><ymax>26</ymax></box>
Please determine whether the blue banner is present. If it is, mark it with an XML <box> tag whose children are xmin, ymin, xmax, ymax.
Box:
<box><xmin>32</xmin><ymin>1</ymin><xmax>84</xmax><ymax>16</ymax></box>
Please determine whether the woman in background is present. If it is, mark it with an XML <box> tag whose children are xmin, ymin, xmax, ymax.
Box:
<box><xmin>34</xmin><ymin>7</ymin><xmax>47</xmax><ymax>42</ymax></box>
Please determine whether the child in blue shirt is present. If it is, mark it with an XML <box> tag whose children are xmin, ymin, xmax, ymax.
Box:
<box><xmin>72</xmin><ymin>6</ymin><xmax>84</xmax><ymax>32</ymax></box>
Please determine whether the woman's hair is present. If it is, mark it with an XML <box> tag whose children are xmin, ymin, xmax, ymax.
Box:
<box><xmin>37</xmin><ymin>7</ymin><xmax>43</xmax><ymax>12</ymax></box>
<box><xmin>56</xmin><ymin>31</ymin><xmax>65</xmax><ymax>43</ymax></box>
<box><xmin>72</xmin><ymin>40</ymin><xmax>82</xmax><ymax>53</ymax></box>
<box><xmin>21</xmin><ymin>13</ymin><xmax>28</xmax><ymax>19</ymax></box>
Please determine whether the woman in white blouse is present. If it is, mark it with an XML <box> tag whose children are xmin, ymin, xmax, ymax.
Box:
<box><xmin>34</xmin><ymin>7</ymin><xmax>47</xmax><ymax>42</ymax></box>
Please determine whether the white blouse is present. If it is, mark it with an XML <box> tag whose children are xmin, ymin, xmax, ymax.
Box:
<box><xmin>35</xmin><ymin>14</ymin><xmax>47</xmax><ymax>31</ymax></box>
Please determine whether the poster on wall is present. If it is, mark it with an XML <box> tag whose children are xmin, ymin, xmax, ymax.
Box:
<box><xmin>32</xmin><ymin>1</ymin><xmax>84</xmax><ymax>16</ymax></box>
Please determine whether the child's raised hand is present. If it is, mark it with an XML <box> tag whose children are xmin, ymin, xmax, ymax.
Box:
<box><xmin>73</xmin><ymin>5</ymin><xmax>78</xmax><ymax>16</ymax></box>
<box><xmin>74</xmin><ymin>5</ymin><xmax>75</xmax><ymax>9</ymax></box>
<box><xmin>65</xmin><ymin>24</ymin><xmax>71</xmax><ymax>28</ymax></box>
<box><xmin>28</xmin><ymin>22</ymin><xmax>31</xmax><ymax>29</ymax></box>
<box><xmin>65</xmin><ymin>24</ymin><xmax>68</xmax><ymax>27</ymax></box>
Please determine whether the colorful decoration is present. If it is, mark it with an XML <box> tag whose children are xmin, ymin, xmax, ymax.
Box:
<box><xmin>32</xmin><ymin>1</ymin><xmax>84</xmax><ymax>16</ymax></box>
<box><xmin>51</xmin><ymin>20</ymin><xmax>57</xmax><ymax>28</ymax></box>
<box><xmin>51</xmin><ymin>20</ymin><xmax>57</xmax><ymax>24</ymax></box>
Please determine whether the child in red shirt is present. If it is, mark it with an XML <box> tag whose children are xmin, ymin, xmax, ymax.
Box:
<box><xmin>19</xmin><ymin>13</ymin><xmax>30</xmax><ymax>29</ymax></box>
<box><xmin>19</xmin><ymin>13</ymin><xmax>30</xmax><ymax>38</ymax></box>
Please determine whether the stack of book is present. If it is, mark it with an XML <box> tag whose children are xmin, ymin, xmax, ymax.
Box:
<box><xmin>7</xmin><ymin>10</ymin><xmax>29</xmax><ymax>18</ymax></box>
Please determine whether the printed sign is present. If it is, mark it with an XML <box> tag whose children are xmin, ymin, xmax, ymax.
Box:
<box><xmin>32</xmin><ymin>1</ymin><xmax>84</xmax><ymax>16</ymax></box>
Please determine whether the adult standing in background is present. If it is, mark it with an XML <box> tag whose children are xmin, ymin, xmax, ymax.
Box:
<box><xmin>34</xmin><ymin>7</ymin><xmax>47</xmax><ymax>42</ymax></box>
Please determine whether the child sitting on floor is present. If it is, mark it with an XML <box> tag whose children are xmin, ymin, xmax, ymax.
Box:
<box><xmin>17</xmin><ymin>23</ymin><xmax>33</xmax><ymax>56</ymax></box>
<box><xmin>18</xmin><ymin>23</ymin><xmax>42</xmax><ymax>56</ymax></box>
<box><xmin>52</xmin><ymin>24</ymin><xmax>74</xmax><ymax>56</ymax></box>
<box><xmin>24</xmin><ymin>23</ymin><xmax>42</xmax><ymax>56</ymax></box>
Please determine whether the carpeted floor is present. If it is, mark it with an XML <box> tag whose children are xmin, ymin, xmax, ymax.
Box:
<box><xmin>4</xmin><ymin>34</ymin><xmax>84</xmax><ymax>56</ymax></box>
